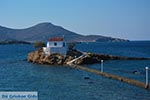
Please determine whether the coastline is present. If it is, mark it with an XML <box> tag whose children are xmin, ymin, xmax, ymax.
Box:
<box><xmin>0</xmin><ymin>40</ymin><xmax>31</xmax><ymax>45</ymax></box>
<box><xmin>27</xmin><ymin>48</ymin><xmax>150</xmax><ymax>65</ymax></box>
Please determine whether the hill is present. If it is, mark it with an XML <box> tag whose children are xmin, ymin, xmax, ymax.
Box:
<box><xmin>0</xmin><ymin>22</ymin><xmax>129</xmax><ymax>42</ymax></box>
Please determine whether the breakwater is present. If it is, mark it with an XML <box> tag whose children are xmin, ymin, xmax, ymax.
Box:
<box><xmin>68</xmin><ymin>64</ymin><xmax>150</xmax><ymax>89</ymax></box>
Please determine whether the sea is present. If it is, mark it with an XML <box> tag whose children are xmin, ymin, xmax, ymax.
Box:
<box><xmin>0</xmin><ymin>41</ymin><xmax>150</xmax><ymax>100</ymax></box>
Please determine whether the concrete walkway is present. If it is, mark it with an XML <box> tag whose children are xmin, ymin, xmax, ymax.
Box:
<box><xmin>68</xmin><ymin>63</ymin><xmax>150</xmax><ymax>89</ymax></box>
<box><xmin>66</xmin><ymin>50</ymin><xmax>87</xmax><ymax>65</ymax></box>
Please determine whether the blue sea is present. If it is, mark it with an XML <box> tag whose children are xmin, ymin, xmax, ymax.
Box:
<box><xmin>0</xmin><ymin>41</ymin><xmax>150</xmax><ymax>100</ymax></box>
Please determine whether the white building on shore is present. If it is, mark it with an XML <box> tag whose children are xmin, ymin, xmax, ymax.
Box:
<box><xmin>43</xmin><ymin>37</ymin><xmax>67</xmax><ymax>55</ymax></box>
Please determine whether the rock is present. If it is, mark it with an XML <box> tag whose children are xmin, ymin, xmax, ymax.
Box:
<box><xmin>64</xmin><ymin>56</ymin><xmax>74</xmax><ymax>64</ymax></box>
<box><xmin>28</xmin><ymin>49</ymin><xmax>150</xmax><ymax>65</ymax></box>
<box><xmin>84</xmin><ymin>77</ymin><xmax>90</xmax><ymax>79</ymax></box>
<box><xmin>67</xmin><ymin>49</ymin><xmax>82</xmax><ymax>57</ymax></box>
<box><xmin>76</xmin><ymin>56</ymin><xmax>98</xmax><ymax>65</ymax></box>
<box><xmin>132</xmin><ymin>71</ymin><xmax>140</xmax><ymax>74</ymax></box>
<box><xmin>28</xmin><ymin>49</ymin><xmax>66</xmax><ymax>65</ymax></box>
<box><xmin>27</xmin><ymin>52</ymin><xmax>33</xmax><ymax>62</ymax></box>
<box><xmin>32</xmin><ymin>51</ymin><xmax>40</xmax><ymax>63</ymax></box>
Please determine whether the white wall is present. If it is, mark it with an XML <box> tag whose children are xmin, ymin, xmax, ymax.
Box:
<box><xmin>47</xmin><ymin>41</ymin><xmax>65</xmax><ymax>47</ymax></box>
<box><xmin>43</xmin><ymin>46</ymin><xmax>67</xmax><ymax>55</ymax></box>
<box><xmin>50</xmin><ymin>47</ymin><xmax>67</xmax><ymax>55</ymax></box>
<box><xmin>44</xmin><ymin>41</ymin><xmax>67</xmax><ymax>55</ymax></box>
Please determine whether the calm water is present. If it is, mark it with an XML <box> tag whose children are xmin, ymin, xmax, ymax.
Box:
<box><xmin>0</xmin><ymin>41</ymin><xmax>150</xmax><ymax>100</ymax></box>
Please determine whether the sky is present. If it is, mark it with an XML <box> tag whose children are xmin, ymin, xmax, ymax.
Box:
<box><xmin>0</xmin><ymin>0</ymin><xmax>150</xmax><ymax>40</ymax></box>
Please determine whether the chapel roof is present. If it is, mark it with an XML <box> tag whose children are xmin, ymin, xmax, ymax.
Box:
<box><xmin>49</xmin><ymin>37</ymin><xmax>63</xmax><ymax>41</ymax></box>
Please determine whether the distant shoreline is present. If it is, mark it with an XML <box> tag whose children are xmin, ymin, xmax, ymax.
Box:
<box><xmin>1</xmin><ymin>40</ymin><xmax>150</xmax><ymax>45</ymax></box>
<box><xmin>0</xmin><ymin>40</ymin><xmax>31</xmax><ymax>45</ymax></box>
<box><xmin>0</xmin><ymin>40</ymin><xmax>129</xmax><ymax>45</ymax></box>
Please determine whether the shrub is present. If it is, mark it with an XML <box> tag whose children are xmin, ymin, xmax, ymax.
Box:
<box><xmin>67</xmin><ymin>42</ymin><xmax>76</xmax><ymax>50</ymax></box>
<box><xmin>34</xmin><ymin>41</ymin><xmax>46</xmax><ymax>49</ymax></box>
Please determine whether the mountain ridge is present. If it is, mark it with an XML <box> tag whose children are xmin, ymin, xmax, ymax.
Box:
<box><xmin>0</xmin><ymin>22</ymin><xmax>129</xmax><ymax>42</ymax></box>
